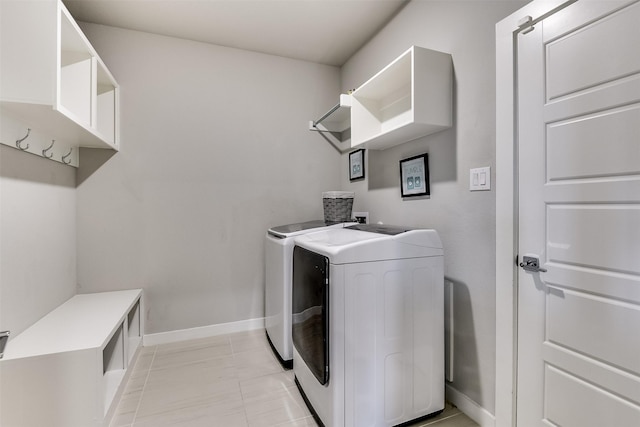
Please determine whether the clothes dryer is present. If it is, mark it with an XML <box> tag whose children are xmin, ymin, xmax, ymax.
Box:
<box><xmin>292</xmin><ymin>224</ymin><xmax>444</xmax><ymax>427</ymax></box>
<box><xmin>265</xmin><ymin>220</ymin><xmax>355</xmax><ymax>366</ymax></box>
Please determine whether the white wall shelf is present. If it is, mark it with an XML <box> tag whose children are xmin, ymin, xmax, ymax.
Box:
<box><xmin>0</xmin><ymin>0</ymin><xmax>119</xmax><ymax>168</ymax></box>
<box><xmin>350</xmin><ymin>46</ymin><xmax>452</xmax><ymax>150</ymax></box>
<box><xmin>0</xmin><ymin>290</ymin><xmax>142</xmax><ymax>427</ymax></box>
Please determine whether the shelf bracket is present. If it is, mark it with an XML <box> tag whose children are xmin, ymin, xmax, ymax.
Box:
<box><xmin>309</xmin><ymin>94</ymin><xmax>352</xmax><ymax>153</ymax></box>
<box><xmin>310</xmin><ymin>121</ymin><xmax>351</xmax><ymax>153</ymax></box>
<box><xmin>312</xmin><ymin>103</ymin><xmax>343</xmax><ymax>128</ymax></box>
<box><xmin>0</xmin><ymin>330</ymin><xmax>9</xmax><ymax>359</ymax></box>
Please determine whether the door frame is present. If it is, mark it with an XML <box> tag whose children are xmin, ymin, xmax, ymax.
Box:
<box><xmin>495</xmin><ymin>1</ymin><xmax>575</xmax><ymax>426</ymax></box>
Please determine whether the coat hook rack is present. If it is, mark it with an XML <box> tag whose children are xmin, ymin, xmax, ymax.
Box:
<box><xmin>16</xmin><ymin>128</ymin><xmax>31</xmax><ymax>151</ymax></box>
<box><xmin>42</xmin><ymin>140</ymin><xmax>55</xmax><ymax>159</ymax></box>
<box><xmin>62</xmin><ymin>147</ymin><xmax>73</xmax><ymax>165</ymax></box>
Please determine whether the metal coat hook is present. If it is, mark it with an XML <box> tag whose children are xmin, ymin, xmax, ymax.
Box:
<box><xmin>42</xmin><ymin>140</ymin><xmax>55</xmax><ymax>159</ymax></box>
<box><xmin>16</xmin><ymin>128</ymin><xmax>31</xmax><ymax>151</ymax></box>
<box><xmin>62</xmin><ymin>147</ymin><xmax>73</xmax><ymax>165</ymax></box>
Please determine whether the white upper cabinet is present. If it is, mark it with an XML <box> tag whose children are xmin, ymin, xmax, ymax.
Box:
<box><xmin>350</xmin><ymin>46</ymin><xmax>452</xmax><ymax>150</ymax></box>
<box><xmin>0</xmin><ymin>0</ymin><xmax>119</xmax><ymax>155</ymax></box>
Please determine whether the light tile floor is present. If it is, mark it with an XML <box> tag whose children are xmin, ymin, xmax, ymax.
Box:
<box><xmin>110</xmin><ymin>329</ymin><xmax>479</xmax><ymax>427</ymax></box>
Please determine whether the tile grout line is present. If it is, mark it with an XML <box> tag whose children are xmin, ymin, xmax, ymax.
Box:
<box><xmin>234</xmin><ymin>337</ymin><xmax>294</xmax><ymax>427</ymax></box>
<box><xmin>227</xmin><ymin>336</ymin><xmax>253</xmax><ymax>426</ymax></box>
<box><xmin>420</xmin><ymin>412</ymin><xmax>464</xmax><ymax>426</ymax></box>
<box><xmin>235</xmin><ymin>336</ymin><xmax>277</xmax><ymax>427</ymax></box>
<box><xmin>273</xmin><ymin>415</ymin><xmax>316</xmax><ymax>427</ymax></box>
<box><xmin>130</xmin><ymin>346</ymin><xmax>157</xmax><ymax>426</ymax></box>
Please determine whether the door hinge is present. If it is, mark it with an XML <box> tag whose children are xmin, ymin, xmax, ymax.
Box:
<box><xmin>517</xmin><ymin>15</ymin><xmax>535</xmax><ymax>34</ymax></box>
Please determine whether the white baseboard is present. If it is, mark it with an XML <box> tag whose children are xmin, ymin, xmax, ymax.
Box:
<box><xmin>143</xmin><ymin>317</ymin><xmax>265</xmax><ymax>347</ymax></box>
<box><xmin>446</xmin><ymin>383</ymin><xmax>495</xmax><ymax>427</ymax></box>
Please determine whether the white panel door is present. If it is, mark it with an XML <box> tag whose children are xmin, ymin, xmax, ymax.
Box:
<box><xmin>516</xmin><ymin>1</ymin><xmax>640</xmax><ymax>426</ymax></box>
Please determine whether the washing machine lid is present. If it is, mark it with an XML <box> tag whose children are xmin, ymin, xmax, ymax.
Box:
<box><xmin>268</xmin><ymin>220</ymin><xmax>354</xmax><ymax>239</ymax></box>
<box><xmin>294</xmin><ymin>226</ymin><xmax>443</xmax><ymax>264</ymax></box>
<box><xmin>345</xmin><ymin>224</ymin><xmax>411</xmax><ymax>235</ymax></box>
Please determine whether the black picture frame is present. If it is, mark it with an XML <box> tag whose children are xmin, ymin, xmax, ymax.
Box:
<box><xmin>349</xmin><ymin>149</ymin><xmax>365</xmax><ymax>181</ymax></box>
<box><xmin>399</xmin><ymin>153</ymin><xmax>430</xmax><ymax>198</ymax></box>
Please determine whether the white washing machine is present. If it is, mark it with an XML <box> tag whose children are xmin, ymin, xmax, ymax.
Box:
<box><xmin>265</xmin><ymin>220</ymin><xmax>355</xmax><ymax>366</ymax></box>
<box><xmin>292</xmin><ymin>224</ymin><xmax>444</xmax><ymax>427</ymax></box>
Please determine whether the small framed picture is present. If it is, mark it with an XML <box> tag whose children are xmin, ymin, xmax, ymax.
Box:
<box><xmin>349</xmin><ymin>149</ymin><xmax>365</xmax><ymax>181</ymax></box>
<box><xmin>399</xmin><ymin>153</ymin><xmax>429</xmax><ymax>198</ymax></box>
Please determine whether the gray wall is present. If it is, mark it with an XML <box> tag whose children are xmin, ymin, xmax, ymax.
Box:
<box><xmin>0</xmin><ymin>2</ymin><xmax>529</xmax><ymax>417</ymax></box>
<box><xmin>339</xmin><ymin>0</ymin><xmax>528</xmax><ymax>415</ymax></box>
<box><xmin>76</xmin><ymin>24</ymin><xmax>342</xmax><ymax>335</ymax></box>
<box><xmin>0</xmin><ymin>147</ymin><xmax>76</xmax><ymax>338</ymax></box>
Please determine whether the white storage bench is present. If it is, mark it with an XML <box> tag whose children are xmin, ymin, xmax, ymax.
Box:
<box><xmin>0</xmin><ymin>289</ymin><xmax>142</xmax><ymax>427</ymax></box>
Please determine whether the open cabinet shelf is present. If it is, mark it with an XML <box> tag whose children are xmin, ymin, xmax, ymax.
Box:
<box><xmin>0</xmin><ymin>290</ymin><xmax>142</xmax><ymax>427</ymax></box>
<box><xmin>0</xmin><ymin>0</ymin><xmax>119</xmax><ymax>167</ymax></box>
<box><xmin>103</xmin><ymin>324</ymin><xmax>126</xmax><ymax>415</ymax></box>
<box><xmin>350</xmin><ymin>46</ymin><xmax>452</xmax><ymax>150</ymax></box>
<box><xmin>127</xmin><ymin>300</ymin><xmax>142</xmax><ymax>363</ymax></box>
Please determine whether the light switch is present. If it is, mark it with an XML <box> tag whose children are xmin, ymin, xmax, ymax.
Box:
<box><xmin>470</xmin><ymin>167</ymin><xmax>491</xmax><ymax>191</ymax></box>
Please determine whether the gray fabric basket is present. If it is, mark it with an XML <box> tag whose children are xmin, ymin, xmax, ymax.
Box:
<box><xmin>322</xmin><ymin>191</ymin><xmax>354</xmax><ymax>222</ymax></box>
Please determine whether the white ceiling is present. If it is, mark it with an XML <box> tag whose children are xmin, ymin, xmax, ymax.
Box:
<box><xmin>63</xmin><ymin>0</ymin><xmax>408</xmax><ymax>67</ymax></box>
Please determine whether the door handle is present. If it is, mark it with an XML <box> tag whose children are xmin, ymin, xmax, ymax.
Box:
<box><xmin>519</xmin><ymin>256</ymin><xmax>547</xmax><ymax>273</ymax></box>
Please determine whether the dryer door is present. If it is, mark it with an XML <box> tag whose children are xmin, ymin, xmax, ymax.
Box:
<box><xmin>292</xmin><ymin>246</ymin><xmax>330</xmax><ymax>385</ymax></box>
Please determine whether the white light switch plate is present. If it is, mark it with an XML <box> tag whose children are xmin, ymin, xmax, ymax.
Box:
<box><xmin>470</xmin><ymin>167</ymin><xmax>491</xmax><ymax>191</ymax></box>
